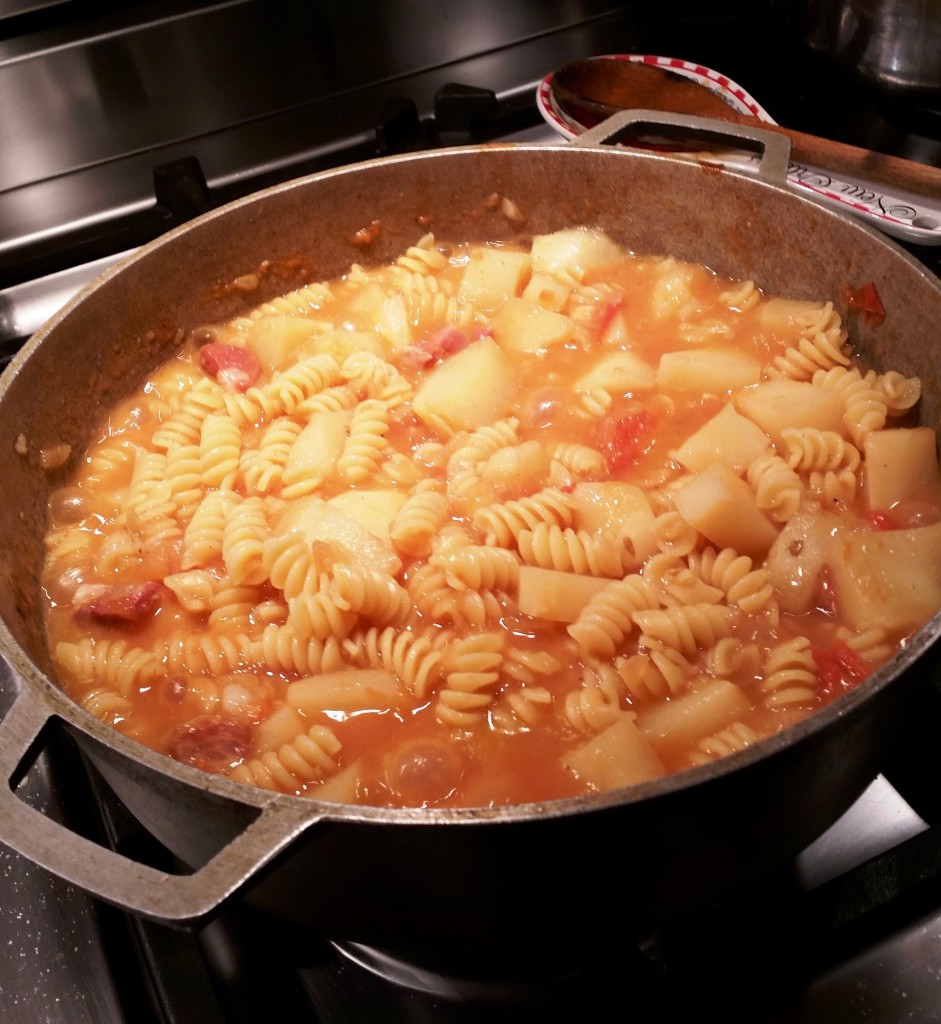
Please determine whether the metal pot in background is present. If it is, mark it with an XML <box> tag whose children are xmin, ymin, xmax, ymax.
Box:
<box><xmin>798</xmin><ymin>0</ymin><xmax>941</xmax><ymax>103</ymax></box>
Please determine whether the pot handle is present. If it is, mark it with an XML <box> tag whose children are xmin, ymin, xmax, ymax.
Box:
<box><xmin>574</xmin><ymin>108</ymin><xmax>792</xmax><ymax>186</ymax></box>
<box><xmin>0</xmin><ymin>688</ymin><xmax>318</xmax><ymax>925</ymax></box>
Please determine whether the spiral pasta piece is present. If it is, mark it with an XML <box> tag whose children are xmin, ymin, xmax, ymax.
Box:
<box><xmin>761</xmin><ymin>636</ymin><xmax>818</xmax><ymax>708</ymax></box>
<box><xmin>251</xmin><ymin>623</ymin><xmax>345</xmax><ymax>676</ymax></box>
<box><xmin>56</xmin><ymin>639</ymin><xmax>161</xmax><ymax>697</ymax></box>
<box><xmin>222</xmin><ymin>496</ymin><xmax>269</xmax><ymax>585</ymax></box>
<box><xmin>229</xmin><ymin>724</ymin><xmax>341</xmax><ymax>793</ymax></box>
<box><xmin>435</xmin><ymin>632</ymin><xmax>505</xmax><ymax>728</ymax></box>
<box><xmin>432</xmin><ymin>545</ymin><xmax>521</xmax><ymax>592</ymax></box>
<box><xmin>746</xmin><ymin>453</ymin><xmax>804</xmax><ymax>523</ymax></box>
<box><xmin>243</xmin><ymin>416</ymin><xmax>303</xmax><ymax>495</ymax></box>
<box><xmin>812</xmin><ymin>366</ymin><xmax>887</xmax><ymax>446</ymax></box>
<box><xmin>563</xmin><ymin>662</ymin><xmax>627</xmax><ymax>732</ymax></box>
<box><xmin>330</xmin><ymin>564</ymin><xmax>411</xmax><ymax>625</ymax></box>
<box><xmin>182</xmin><ymin>489</ymin><xmax>239</xmax><ymax>570</ymax></box>
<box><xmin>633</xmin><ymin>603</ymin><xmax>740</xmax><ymax>660</ymax></box>
<box><xmin>770</xmin><ymin>302</ymin><xmax>851</xmax><ymax>380</ymax></box>
<box><xmin>334</xmin><ymin>398</ymin><xmax>391</xmax><ymax>483</ymax></box>
<box><xmin>199</xmin><ymin>412</ymin><xmax>241</xmax><ymax>489</ymax></box>
<box><xmin>472</xmin><ymin>487</ymin><xmax>574</xmax><ymax>547</ymax></box>
<box><xmin>567</xmin><ymin>574</ymin><xmax>660</xmax><ymax>658</ymax></box>
<box><xmin>390</xmin><ymin>484</ymin><xmax>450</xmax><ymax>559</ymax></box>
<box><xmin>516</xmin><ymin>523</ymin><xmax>636</xmax><ymax>579</ymax></box>
<box><xmin>152</xmin><ymin>376</ymin><xmax>225</xmax><ymax>451</ymax></box>
<box><xmin>688</xmin><ymin>546</ymin><xmax>776</xmax><ymax>616</ymax></box>
<box><xmin>342</xmin><ymin>625</ymin><xmax>445</xmax><ymax>699</ymax></box>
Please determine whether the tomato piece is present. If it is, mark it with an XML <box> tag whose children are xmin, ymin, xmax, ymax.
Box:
<box><xmin>813</xmin><ymin>641</ymin><xmax>869</xmax><ymax>698</ymax></box>
<box><xmin>399</xmin><ymin>326</ymin><xmax>471</xmax><ymax>369</ymax></box>
<box><xmin>596</xmin><ymin>296</ymin><xmax>625</xmax><ymax>337</ymax></box>
<box><xmin>198</xmin><ymin>343</ymin><xmax>261</xmax><ymax>392</ymax></box>
<box><xmin>841</xmin><ymin>281</ymin><xmax>885</xmax><ymax>326</ymax></box>
<box><xmin>597</xmin><ymin>407</ymin><xmax>656</xmax><ymax>472</ymax></box>
<box><xmin>866</xmin><ymin>509</ymin><xmax>899</xmax><ymax>531</ymax></box>
<box><xmin>169</xmin><ymin>714</ymin><xmax>253</xmax><ymax>773</ymax></box>
<box><xmin>73</xmin><ymin>580</ymin><xmax>163</xmax><ymax>626</ymax></box>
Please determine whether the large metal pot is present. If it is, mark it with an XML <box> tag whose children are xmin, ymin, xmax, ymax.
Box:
<box><xmin>0</xmin><ymin>115</ymin><xmax>939</xmax><ymax>977</ymax></box>
<box><xmin>798</xmin><ymin>0</ymin><xmax>941</xmax><ymax>103</ymax></box>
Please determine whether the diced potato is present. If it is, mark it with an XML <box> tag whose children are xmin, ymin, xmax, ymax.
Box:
<box><xmin>562</xmin><ymin>713</ymin><xmax>666</xmax><ymax>789</ymax></box>
<box><xmin>254</xmin><ymin>705</ymin><xmax>306</xmax><ymax>753</ymax></box>
<box><xmin>530</xmin><ymin>227</ymin><xmax>624</xmax><ymax>279</ymax></box>
<box><xmin>521</xmin><ymin>272</ymin><xmax>569</xmax><ymax>312</ymax></box>
<box><xmin>492</xmin><ymin>297</ymin><xmax>575</xmax><ymax>355</ymax></box>
<box><xmin>764</xmin><ymin>503</ymin><xmax>839</xmax><ymax>615</ymax></box>
<box><xmin>288</xmin><ymin>669</ymin><xmax>401</xmax><ymax>714</ymax></box>
<box><xmin>734</xmin><ymin>379</ymin><xmax>844</xmax><ymax>447</ymax></box>
<box><xmin>375</xmin><ymin>293</ymin><xmax>412</xmax><ymax>352</ymax></box>
<box><xmin>600</xmin><ymin>307</ymin><xmax>636</xmax><ymax>348</ymax></box>
<box><xmin>637</xmin><ymin>680</ymin><xmax>752</xmax><ymax>754</ymax></box>
<box><xmin>759</xmin><ymin>297</ymin><xmax>832</xmax><ymax>334</ymax></box>
<box><xmin>301</xmin><ymin>329</ymin><xmax>388</xmax><ymax>364</ymax></box>
<box><xmin>412</xmin><ymin>337</ymin><xmax>517</xmax><ymax>437</ymax></box>
<box><xmin>458</xmin><ymin>247</ymin><xmax>531</xmax><ymax>309</ymax></box>
<box><xmin>310</xmin><ymin>762</ymin><xmax>362</xmax><ymax>803</ymax></box>
<box><xmin>346</xmin><ymin>281</ymin><xmax>388</xmax><ymax>320</ymax></box>
<box><xmin>673</xmin><ymin>402</ymin><xmax>771</xmax><ymax>474</ymax></box>
<box><xmin>863</xmin><ymin>427</ymin><xmax>939</xmax><ymax>511</ymax></box>
<box><xmin>482</xmin><ymin>440</ymin><xmax>550</xmax><ymax>496</ymax></box>
<box><xmin>282</xmin><ymin>410</ymin><xmax>350</xmax><ymax>489</ymax></box>
<box><xmin>246</xmin><ymin>315</ymin><xmax>323</xmax><ymax>372</ymax></box>
<box><xmin>517</xmin><ymin>565</ymin><xmax>610</xmax><ymax>622</ymax></box>
<box><xmin>328</xmin><ymin>489</ymin><xmax>408</xmax><ymax>543</ymax></box>
<box><xmin>575</xmin><ymin>350</ymin><xmax>656</xmax><ymax>395</ymax></box>
<box><xmin>272</xmin><ymin>496</ymin><xmax>402</xmax><ymax>575</ymax></box>
<box><xmin>569</xmin><ymin>481</ymin><xmax>658</xmax><ymax>561</ymax></box>
<box><xmin>673</xmin><ymin>463</ymin><xmax>778</xmax><ymax>558</ymax></box>
<box><xmin>656</xmin><ymin>347</ymin><xmax>762</xmax><ymax>392</ymax></box>
<box><xmin>826</xmin><ymin>520</ymin><xmax>941</xmax><ymax>634</ymax></box>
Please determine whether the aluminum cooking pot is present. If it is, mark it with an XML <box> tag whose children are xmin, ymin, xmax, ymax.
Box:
<box><xmin>798</xmin><ymin>0</ymin><xmax>941</xmax><ymax>102</ymax></box>
<box><xmin>0</xmin><ymin>114</ymin><xmax>939</xmax><ymax>977</ymax></box>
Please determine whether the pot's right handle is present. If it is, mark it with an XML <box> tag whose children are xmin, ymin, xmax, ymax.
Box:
<box><xmin>575</xmin><ymin>108</ymin><xmax>792</xmax><ymax>187</ymax></box>
<box><xmin>0</xmin><ymin>688</ymin><xmax>318</xmax><ymax>925</ymax></box>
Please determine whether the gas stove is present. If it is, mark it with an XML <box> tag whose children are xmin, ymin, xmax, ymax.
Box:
<box><xmin>2</xmin><ymin>2</ymin><xmax>941</xmax><ymax>1022</ymax></box>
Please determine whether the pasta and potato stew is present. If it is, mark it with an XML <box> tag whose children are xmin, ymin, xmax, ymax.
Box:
<box><xmin>41</xmin><ymin>227</ymin><xmax>941</xmax><ymax>808</ymax></box>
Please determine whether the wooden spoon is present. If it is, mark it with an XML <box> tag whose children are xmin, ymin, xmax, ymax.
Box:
<box><xmin>551</xmin><ymin>59</ymin><xmax>941</xmax><ymax>202</ymax></box>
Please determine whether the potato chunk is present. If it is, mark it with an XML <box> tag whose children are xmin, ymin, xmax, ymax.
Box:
<box><xmin>517</xmin><ymin>565</ymin><xmax>610</xmax><ymax>622</ymax></box>
<box><xmin>863</xmin><ymin>427</ymin><xmax>939</xmax><ymax>511</ymax></box>
<box><xmin>273</xmin><ymin>496</ymin><xmax>401</xmax><ymax>575</ymax></box>
<box><xmin>734</xmin><ymin>379</ymin><xmax>843</xmax><ymax>447</ymax></box>
<box><xmin>673</xmin><ymin>463</ymin><xmax>778</xmax><ymax>558</ymax></box>
<box><xmin>569</xmin><ymin>481</ymin><xmax>658</xmax><ymax>561</ymax></box>
<box><xmin>657</xmin><ymin>347</ymin><xmax>761</xmax><ymax>393</ymax></box>
<box><xmin>673</xmin><ymin>402</ymin><xmax>770</xmax><ymax>474</ymax></box>
<box><xmin>412</xmin><ymin>337</ymin><xmax>517</xmax><ymax>437</ymax></box>
<box><xmin>575</xmin><ymin>350</ymin><xmax>655</xmax><ymax>395</ymax></box>
<box><xmin>826</xmin><ymin>521</ymin><xmax>941</xmax><ymax>634</ymax></box>
<box><xmin>458</xmin><ymin>247</ymin><xmax>531</xmax><ymax>309</ymax></box>
<box><xmin>492</xmin><ymin>298</ymin><xmax>575</xmax><ymax>355</ymax></box>
<box><xmin>562</xmin><ymin>714</ymin><xmax>666</xmax><ymax>789</ymax></box>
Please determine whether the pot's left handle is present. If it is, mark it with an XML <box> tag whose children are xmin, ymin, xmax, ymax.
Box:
<box><xmin>574</xmin><ymin>108</ymin><xmax>792</xmax><ymax>187</ymax></box>
<box><xmin>0</xmin><ymin>688</ymin><xmax>317</xmax><ymax>925</ymax></box>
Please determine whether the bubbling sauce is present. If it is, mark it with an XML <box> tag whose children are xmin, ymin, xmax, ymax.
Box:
<box><xmin>40</xmin><ymin>227</ymin><xmax>941</xmax><ymax>808</ymax></box>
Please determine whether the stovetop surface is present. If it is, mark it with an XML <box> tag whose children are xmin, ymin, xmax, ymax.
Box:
<box><xmin>2</xmin><ymin>2</ymin><xmax>941</xmax><ymax>1021</ymax></box>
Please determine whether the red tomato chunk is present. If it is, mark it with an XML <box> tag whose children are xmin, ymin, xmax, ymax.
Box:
<box><xmin>198</xmin><ymin>343</ymin><xmax>261</xmax><ymax>392</ymax></box>
<box><xmin>813</xmin><ymin>641</ymin><xmax>869</xmax><ymax>698</ymax></box>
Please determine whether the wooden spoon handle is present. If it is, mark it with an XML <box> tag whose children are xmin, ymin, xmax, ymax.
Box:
<box><xmin>712</xmin><ymin>114</ymin><xmax>941</xmax><ymax>201</ymax></box>
<box><xmin>553</xmin><ymin>59</ymin><xmax>941</xmax><ymax>202</ymax></box>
